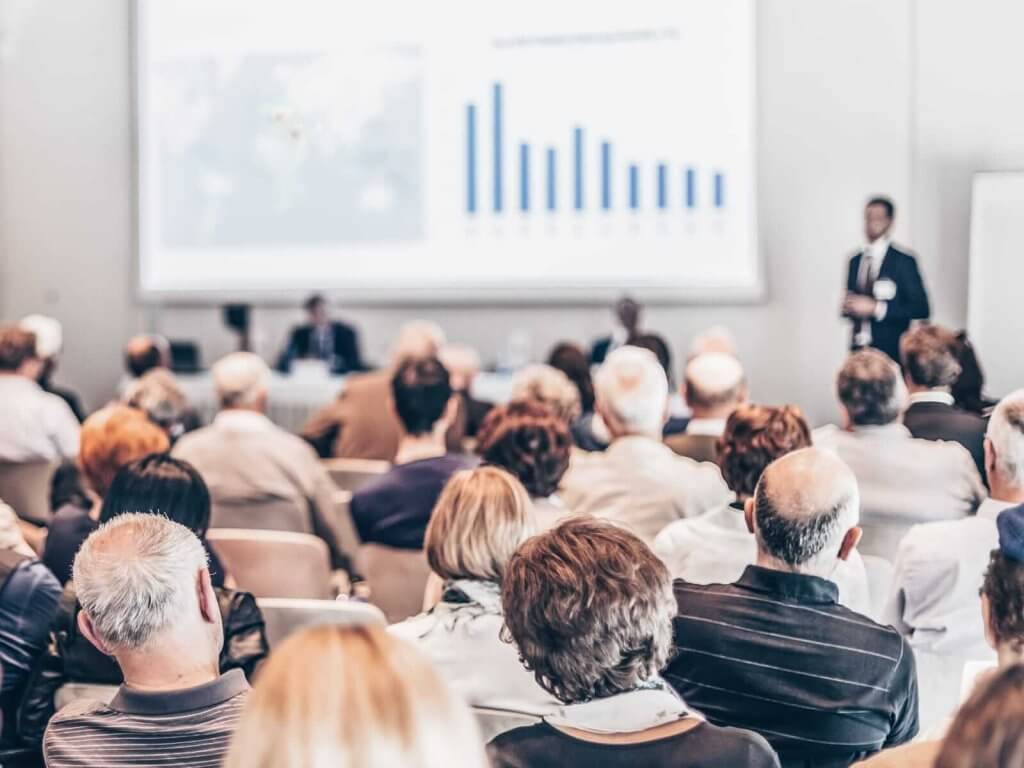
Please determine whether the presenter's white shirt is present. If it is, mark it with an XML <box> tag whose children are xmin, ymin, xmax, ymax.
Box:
<box><xmin>0</xmin><ymin>375</ymin><xmax>80</xmax><ymax>462</ymax></box>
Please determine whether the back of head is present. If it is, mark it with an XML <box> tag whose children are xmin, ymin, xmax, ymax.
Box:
<box><xmin>391</xmin><ymin>356</ymin><xmax>452</xmax><ymax>436</ymax></box>
<box><xmin>836</xmin><ymin>348</ymin><xmax>905</xmax><ymax>427</ymax></box>
<box><xmin>510</xmin><ymin>364</ymin><xmax>582</xmax><ymax>424</ymax></box>
<box><xmin>225</xmin><ymin>625</ymin><xmax>487</xmax><ymax>768</ymax></box>
<box><xmin>477</xmin><ymin>399</ymin><xmax>572</xmax><ymax>498</ymax></box>
<box><xmin>546</xmin><ymin>341</ymin><xmax>595</xmax><ymax>414</ymax></box>
<box><xmin>719</xmin><ymin>404</ymin><xmax>812</xmax><ymax>499</ymax></box>
<box><xmin>125</xmin><ymin>334</ymin><xmax>169</xmax><ymax>378</ymax></box>
<box><xmin>629</xmin><ymin>333</ymin><xmax>673</xmax><ymax>385</ymax></box>
<box><xmin>951</xmin><ymin>330</ymin><xmax>992</xmax><ymax>414</ymax></box>
<box><xmin>438</xmin><ymin>343</ymin><xmax>481</xmax><ymax>390</ymax></box>
<box><xmin>122</xmin><ymin>368</ymin><xmax>190</xmax><ymax>437</ymax></box>
<box><xmin>986</xmin><ymin>390</ymin><xmax>1024</xmax><ymax>490</ymax></box>
<box><xmin>19</xmin><ymin>315</ymin><xmax>63</xmax><ymax>360</ymax></box>
<box><xmin>689</xmin><ymin>326</ymin><xmax>738</xmax><ymax>360</ymax></box>
<box><xmin>594</xmin><ymin>346</ymin><xmax>668</xmax><ymax>438</ymax></box>
<box><xmin>99</xmin><ymin>454</ymin><xmax>212</xmax><ymax>538</ymax></box>
<box><xmin>685</xmin><ymin>352</ymin><xmax>747</xmax><ymax>413</ymax></box>
<box><xmin>935</xmin><ymin>664</ymin><xmax>1024</xmax><ymax>768</ymax></box>
<box><xmin>391</xmin><ymin>321</ymin><xmax>446</xmax><ymax>366</ymax></box>
<box><xmin>80</xmin><ymin>405</ymin><xmax>171</xmax><ymax>497</ymax></box>
<box><xmin>981</xmin><ymin>506</ymin><xmax>1024</xmax><ymax>655</ymax></box>
<box><xmin>753</xmin><ymin>447</ymin><xmax>860</xmax><ymax>572</ymax></box>
<box><xmin>213</xmin><ymin>352</ymin><xmax>270</xmax><ymax>410</ymax></box>
<box><xmin>501</xmin><ymin>517</ymin><xmax>675</xmax><ymax>704</ymax></box>
<box><xmin>73</xmin><ymin>513</ymin><xmax>210</xmax><ymax>651</ymax></box>
<box><xmin>425</xmin><ymin>466</ymin><xmax>535</xmax><ymax>583</ymax></box>
<box><xmin>0</xmin><ymin>325</ymin><xmax>37</xmax><ymax>372</ymax></box>
<box><xmin>900</xmin><ymin>324</ymin><xmax>961</xmax><ymax>389</ymax></box>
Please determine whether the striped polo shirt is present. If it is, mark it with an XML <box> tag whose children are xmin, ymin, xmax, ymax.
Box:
<box><xmin>43</xmin><ymin>668</ymin><xmax>249</xmax><ymax>768</ymax></box>
<box><xmin>665</xmin><ymin>566</ymin><xmax>918</xmax><ymax>768</ymax></box>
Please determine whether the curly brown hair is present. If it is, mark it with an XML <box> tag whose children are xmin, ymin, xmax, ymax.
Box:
<box><xmin>500</xmin><ymin>517</ymin><xmax>675</xmax><ymax>704</ymax></box>
<box><xmin>718</xmin><ymin>404</ymin><xmax>812</xmax><ymax>498</ymax></box>
<box><xmin>982</xmin><ymin>551</ymin><xmax>1024</xmax><ymax>651</ymax></box>
<box><xmin>476</xmin><ymin>400</ymin><xmax>572</xmax><ymax>498</ymax></box>
<box><xmin>935</xmin><ymin>664</ymin><xmax>1024</xmax><ymax>768</ymax></box>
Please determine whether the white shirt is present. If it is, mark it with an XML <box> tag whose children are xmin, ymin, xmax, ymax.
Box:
<box><xmin>907</xmin><ymin>391</ymin><xmax>956</xmax><ymax>407</ymax></box>
<box><xmin>654</xmin><ymin>503</ymin><xmax>872</xmax><ymax>616</ymax></box>
<box><xmin>0</xmin><ymin>375</ymin><xmax>80</xmax><ymax>462</ymax></box>
<box><xmin>859</xmin><ymin>236</ymin><xmax>891</xmax><ymax>289</ymax></box>
<box><xmin>684</xmin><ymin>417</ymin><xmax>728</xmax><ymax>438</ymax></box>
<box><xmin>884</xmin><ymin>497</ymin><xmax>1015</xmax><ymax>658</ymax></box>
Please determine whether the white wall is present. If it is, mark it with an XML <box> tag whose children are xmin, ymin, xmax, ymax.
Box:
<box><xmin>2</xmin><ymin>0</ymin><xmax>1016</xmax><ymax>424</ymax></box>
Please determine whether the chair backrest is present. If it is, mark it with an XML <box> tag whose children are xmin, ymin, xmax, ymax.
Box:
<box><xmin>861</xmin><ymin>554</ymin><xmax>895</xmax><ymax>622</ymax></box>
<box><xmin>210</xmin><ymin>497</ymin><xmax>312</xmax><ymax>534</ymax></box>
<box><xmin>55</xmin><ymin>683</ymin><xmax>119</xmax><ymax>711</ymax></box>
<box><xmin>359</xmin><ymin>543</ymin><xmax>431</xmax><ymax>624</ymax></box>
<box><xmin>208</xmin><ymin>529</ymin><xmax>332</xmax><ymax>599</ymax></box>
<box><xmin>473</xmin><ymin>708</ymin><xmax>542</xmax><ymax>743</ymax></box>
<box><xmin>323</xmin><ymin>458</ymin><xmax>390</xmax><ymax>493</ymax></box>
<box><xmin>256</xmin><ymin>597</ymin><xmax>385</xmax><ymax>649</ymax></box>
<box><xmin>0</xmin><ymin>461</ymin><xmax>57</xmax><ymax>525</ymax></box>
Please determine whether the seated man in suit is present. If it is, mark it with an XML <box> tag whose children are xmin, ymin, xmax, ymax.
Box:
<box><xmin>560</xmin><ymin>346</ymin><xmax>730</xmax><ymax>545</ymax></box>
<box><xmin>349</xmin><ymin>356</ymin><xmax>475</xmax><ymax>549</ymax></box>
<box><xmin>900</xmin><ymin>324</ymin><xmax>987</xmax><ymax>478</ymax></box>
<box><xmin>589</xmin><ymin>295</ymin><xmax>641</xmax><ymax>365</ymax></box>
<box><xmin>276</xmin><ymin>294</ymin><xmax>363</xmax><ymax>375</ymax></box>
<box><xmin>885</xmin><ymin>389</ymin><xmax>1024</xmax><ymax>658</ymax></box>
<box><xmin>814</xmin><ymin>349</ymin><xmax>984</xmax><ymax>559</ymax></box>
<box><xmin>666</xmin><ymin>352</ymin><xmax>747</xmax><ymax>462</ymax></box>
<box><xmin>666</xmin><ymin>448</ymin><xmax>919</xmax><ymax>767</ymax></box>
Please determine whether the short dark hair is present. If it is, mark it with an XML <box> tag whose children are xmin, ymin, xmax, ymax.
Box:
<box><xmin>547</xmin><ymin>342</ymin><xmax>595</xmax><ymax>414</ymax></box>
<box><xmin>477</xmin><ymin>400</ymin><xmax>572</xmax><ymax>498</ymax></box>
<box><xmin>900</xmin><ymin>324</ymin><xmax>961</xmax><ymax>389</ymax></box>
<box><xmin>303</xmin><ymin>293</ymin><xmax>326</xmax><ymax>313</ymax></box>
<box><xmin>719</xmin><ymin>405</ymin><xmax>812</xmax><ymax>498</ymax></box>
<box><xmin>99</xmin><ymin>453</ymin><xmax>212</xmax><ymax>538</ymax></box>
<box><xmin>837</xmin><ymin>349</ymin><xmax>902</xmax><ymax>426</ymax></box>
<box><xmin>754</xmin><ymin>472</ymin><xmax>851</xmax><ymax>566</ymax></box>
<box><xmin>0</xmin><ymin>326</ymin><xmax>37</xmax><ymax>371</ymax></box>
<box><xmin>391</xmin><ymin>357</ymin><xmax>452</xmax><ymax>436</ymax></box>
<box><xmin>935</xmin><ymin>664</ymin><xmax>1024</xmax><ymax>768</ymax></box>
<box><xmin>125</xmin><ymin>340</ymin><xmax>164</xmax><ymax>378</ymax></box>
<box><xmin>501</xmin><ymin>518</ymin><xmax>675</xmax><ymax>703</ymax></box>
<box><xmin>866</xmin><ymin>196</ymin><xmax>895</xmax><ymax>219</ymax></box>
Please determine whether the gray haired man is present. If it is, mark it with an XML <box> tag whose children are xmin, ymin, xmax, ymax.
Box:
<box><xmin>43</xmin><ymin>514</ymin><xmax>248</xmax><ymax>768</ymax></box>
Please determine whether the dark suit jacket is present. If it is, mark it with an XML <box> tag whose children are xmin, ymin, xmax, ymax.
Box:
<box><xmin>903</xmin><ymin>400</ymin><xmax>988</xmax><ymax>480</ymax></box>
<box><xmin>277</xmin><ymin>321</ymin><xmax>363</xmax><ymax>374</ymax></box>
<box><xmin>845</xmin><ymin>245</ymin><xmax>930</xmax><ymax>363</ymax></box>
<box><xmin>590</xmin><ymin>336</ymin><xmax>614</xmax><ymax>365</ymax></box>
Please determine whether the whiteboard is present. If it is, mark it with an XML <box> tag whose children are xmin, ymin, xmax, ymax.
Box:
<box><xmin>967</xmin><ymin>172</ymin><xmax>1024</xmax><ymax>398</ymax></box>
<box><xmin>135</xmin><ymin>0</ymin><xmax>758</xmax><ymax>302</ymax></box>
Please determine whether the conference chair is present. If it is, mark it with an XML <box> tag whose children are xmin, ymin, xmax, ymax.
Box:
<box><xmin>0</xmin><ymin>460</ymin><xmax>57</xmax><ymax>525</ymax></box>
<box><xmin>256</xmin><ymin>597</ymin><xmax>385</xmax><ymax>649</ymax></box>
<box><xmin>210</xmin><ymin>497</ymin><xmax>313</xmax><ymax>534</ymax></box>
<box><xmin>473</xmin><ymin>708</ymin><xmax>542</xmax><ymax>743</ymax></box>
<box><xmin>861</xmin><ymin>554</ymin><xmax>895</xmax><ymax>622</ymax></box>
<box><xmin>323</xmin><ymin>458</ymin><xmax>390</xmax><ymax>493</ymax></box>
<box><xmin>208</xmin><ymin>529</ymin><xmax>332</xmax><ymax>599</ymax></box>
<box><xmin>358</xmin><ymin>543</ymin><xmax>431</xmax><ymax>623</ymax></box>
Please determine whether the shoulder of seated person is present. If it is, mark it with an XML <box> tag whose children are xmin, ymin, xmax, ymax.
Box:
<box><xmin>47</xmin><ymin>697</ymin><xmax>112</xmax><ymax>724</ymax></box>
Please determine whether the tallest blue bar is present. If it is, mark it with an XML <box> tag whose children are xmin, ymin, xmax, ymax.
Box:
<box><xmin>466</xmin><ymin>104</ymin><xmax>476</xmax><ymax>214</ymax></box>
<box><xmin>493</xmin><ymin>83</ymin><xmax>503</xmax><ymax>213</ymax></box>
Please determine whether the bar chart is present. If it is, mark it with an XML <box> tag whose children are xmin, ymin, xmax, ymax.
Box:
<box><xmin>465</xmin><ymin>81</ymin><xmax>726</xmax><ymax>216</ymax></box>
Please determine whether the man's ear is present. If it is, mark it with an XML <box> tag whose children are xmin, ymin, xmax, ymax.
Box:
<box><xmin>744</xmin><ymin>497</ymin><xmax>756</xmax><ymax>535</ymax></box>
<box><xmin>839</xmin><ymin>405</ymin><xmax>853</xmax><ymax>431</ymax></box>
<box><xmin>440</xmin><ymin>394</ymin><xmax>460</xmax><ymax>429</ymax></box>
<box><xmin>837</xmin><ymin>527</ymin><xmax>863</xmax><ymax>561</ymax></box>
<box><xmin>985</xmin><ymin>438</ymin><xmax>996</xmax><ymax>484</ymax></box>
<box><xmin>197</xmin><ymin>568</ymin><xmax>218</xmax><ymax>625</ymax></box>
<box><xmin>78</xmin><ymin>611</ymin><xmax>114</xmax><ymax>657</ymax></box>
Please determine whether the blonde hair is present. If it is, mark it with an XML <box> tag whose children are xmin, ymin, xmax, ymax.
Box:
<box><xmin>426</xmin><ymin>466</ymin><xmax>536</xmax><ymax>583</ymax></box>
<box><xmin>225</xmin><ymin>625</ymin><xmax>487</xmax><ymax>768</ymax></box>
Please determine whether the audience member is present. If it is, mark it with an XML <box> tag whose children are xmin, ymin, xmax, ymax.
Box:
<box><xmin>19</xmin><ymin>315</ymin><xmax>85</xmax><ymax>423</ymax></box>
<box><xmin>665</xmin><ymin>447</ymin><xmax>918</xmax><ymax>767</ymax></box>
<box><xmin>225</xmin><ymin>625</ymin><xmax>488</xmax><ymax>768</ymax></box>
<box><xmin>489</xmin><ymin>518</ymin><xmax>779</xmax><ymax>768</ymax></box>
<box><xmin>20</xmin><ymin>455</ymin><xmax>267</xmax><ymax>745</ymax></box>
<box><xmin>121</xmin><ymin>368</ymin><xmax>200</xmax><ymax>443</ymax></box>
<box><xmin>350</xmin><ymin>357</ymin><xmax>474</xmax><ymax>549</ymax></box>
<box><xmin>172</xmin><ymin>352</ymin><xmax>357</xmax><ymax>573</ymax></box>
<box><xmin>933</xmin><ymin>664</ymin><xmax>1024</xmax><ymax>768</ymax></box>
<box><xmin>122</xmin><ymin>334</ymin><xmax>170</xmax><ymax>383</ymax></box>
<box><xmin>547</xmin><ymin>341</ymin><xmax>595</xmax><ymax>414</ymax></box>
<box><xmin>590</xmin><ymin>295</ymin><xmax>641</xmax><ymax>365</ymax></box>
<box><xmin>560</xmin><ymin>347</ymin><xmax>730</xmax><ymax>544</ymax></box>
<box><xmin>477</xmin><ymin>400</ymin><xmax>573</xmax><ymax>526</ymax></box>
<box><xmin>276</xmin><ymin>293</ymin><xmax>364</xmax><ymax>375</ymax></box>
<box><xmin>0</xmin><ymin>325</ymin><xmax>80</xmax><ymax>462</ymax></box>
<box><xmin>901</xmin><ymin>324</ymin><xmax>987</xmax><ymax>477</ymax></box>
<box><xmin>42</xmin><ymin>405</ymin><xmax>169</xmax><ymax>584</ymax></box>
<box><xmin>688</xmin><ymin>325</ymin><xmax>739</xmax><ymax>359</ymax></box>
<box><xmin>390</xmin><ymin>467</ymin><xmax>557</xmax><ymax>715</ymax></box>
<box><xmin>814</xmin><ymin>348</ymin><xmax>984</xmax><ymax>559</ymax></box>
<box><xmin>950</xmin><ymin>330</ymin><xmax>998</xmax><ymax>417</ymax></box>
<box><xmin>885</xmin><ymin>389</ymin><xmax>1024</xmax><ymax>657</ymax></box>
<box><xmin>666</xmin><ymin>352</ymin><xmax>747</xmax><ymax>462</ymax></box>
<box><xmin>42</xmin><ymin>515</ymin><xmax>249</xmax><ymax>768</ymax></box>
<box><xmin>439</xmin><ymin>342</ymin><xmax>493</xmax><ymax>438</ymax></box>
<box><xmin>303</xmin><ymin>320</ymin><xmax>466</xmax><ymax>459</ymax></box>
<box><xmin>655</xmin><ymin>404</ymin><xmax>870</xmax><ymax>614</ymax></box>
<box><xmin>509</xmin><ymin>364</ymin><xmax>582</xmax><ymax>425</ymax></box>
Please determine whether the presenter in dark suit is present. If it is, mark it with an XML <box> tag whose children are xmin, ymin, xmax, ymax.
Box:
<box><xmin>842</xmin><ymin>197</ymin><xmax>931</xmax><ymax>363</ymax></box>
<box><xmin>277</xmin><ymin>294</ymin><xmax>364</xmax><ymax>374</ymax></box>
<box><xmin>590</xmin><ymin>296</ymin><xmax>641</xmax><ymax>365</ymax></box>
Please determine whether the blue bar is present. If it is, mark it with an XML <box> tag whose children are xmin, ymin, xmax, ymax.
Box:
<box><xmin>629</xmin><ymin>164</ymin><xmax>639</xmax><ymax>210</ymax></box>
<box><xmin>601</xmin><ymin>141</ymin><xmax>611</xmax><ymax>210</ymax></box>
<box><xmin>466</xmin><ymin>104</ymin><xmax>476</xmax><ymax>214</ymax></box>
<box><xmin>546</xmin><ymin>147</ymin><xmax>556</xmax><ymax>211</ymax></box>
<box><xmin>714</xmin><ymin>171</ymin><xmax>724</xmax><ymax>208</ymax></box>
<box><xmin>685</xmin><ymin>167</ymin><xmax>696</xmax><ymax>209</ymax></box>
<box><xmin>493</xmin><ymin>83</ymin><xmax>503</xmax><ymax>213</ymax></box>
<box><xmin>573</xmin><ymin>127</ymin><xmax>583</xmax><ymax>210</ymax></box>
<box><xmin>519</xmin><ymin>143</ymin><xmax>529</xmax><ymax>212</ymax></box>
<box><xmin>657</xmin><ymin>163</ymin><xmax>667</xmax><ymax>209</ymax></box>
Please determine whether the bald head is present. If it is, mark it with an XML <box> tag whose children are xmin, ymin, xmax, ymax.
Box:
<box><xmin>125</xmin><ymin>335</ymin><xmax>170</xmax><ymax>378</ymax></box>
<box><xmin>684</xmin><ymin>353</ymin><xmax>747</xmax><ymax>417</ymax></box>
<box><xmin>391</xmin><ymin>321</ymin><xmax>446</xmax><ymax>366</ymax></box>
<box><xmin>751</xmin><ymin>448</ymin><xmax>861</xmax><ymax>574</ymax></box>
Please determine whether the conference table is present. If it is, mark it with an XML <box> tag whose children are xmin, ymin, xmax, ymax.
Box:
<box><xmin>177</xmin><ymin>369</ymin><xmax>517</xmax><ymax>434</ymax></box>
